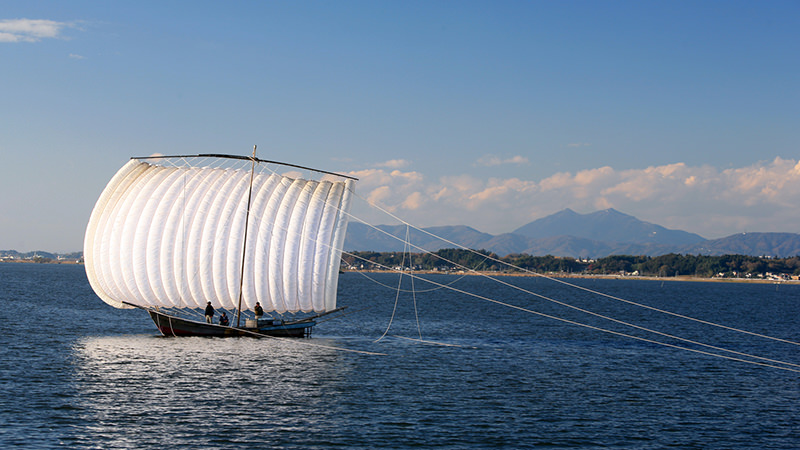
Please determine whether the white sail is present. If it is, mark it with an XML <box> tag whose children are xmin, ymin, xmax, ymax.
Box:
<box><xmin>84</xmin><ymin>157</ymin><xmax>354</xmax><ymax>313</ymax></box>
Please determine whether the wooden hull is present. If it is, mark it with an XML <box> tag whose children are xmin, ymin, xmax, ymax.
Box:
<box><xmin>148</xmin><ymin>310</ymin><xmax>314</xmax><ymax>338</ymax></box>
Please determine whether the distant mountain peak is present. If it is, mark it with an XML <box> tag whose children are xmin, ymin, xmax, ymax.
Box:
<box><xmin>512</xmin><ymin>208</ymin><xmax>704</xmax><ymax>246</ymax></box>
<box><xmin>343</xmin><ymin>209</ymin><xmax>798</xmax><ymax>258</ymax></box>
<box><xmin>592</xmin><ymin>208</ymin><xmax>630</xmax><ymax>218</ymax></box>
<box><xmin>549</xmin><ymin>208</ymin><xmax>577</xmax><ymax>218</ymax></box>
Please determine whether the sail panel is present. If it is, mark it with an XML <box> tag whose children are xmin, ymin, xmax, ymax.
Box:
<box><xmin>312</xmin><ymin>182</ymin><xmax>344</xmax><ymax>311</ymax></box>
<box><xmin>84</xmin><ymin>157</ymin><xmax>354</xmax><ymax>313</ymax></box>
<box><xmin>85</xmin><ymin>160</ymin><xmax>149</xmax><ymax>309</ymax></box>
<box><xmin>132</xmin><ymin>166</ymin><xmax>173</xmax><ymax>307</ymax></box>
<box><xmin>283</xmin><ymin>181</ymin><xmax>316</xmax><ymax>312</ymax></box>
<box><xmin>268</xmin><ymin>178</ymin><xmax>305</xmax><ymax>312</ymax></box>
<box><xmin>186</xmin><ymin>169</ymin><xmax>233</xmax><ymax>307</ymax></box>
<box><xmin>202</xmin><ymin>170</ymin><xmax>248</xmax><ymax>308</ymax></box>
<box><xmin>198</xmin><ymin>171</ymin><xmax>225</xmax><ymax>307</ymax></box>
<box><xmin>227</xmin><ymin>172</ymin><xmax>265</xmax><ymax>311</ymax></box>
<box><xmin>166</xmin><ymin>167</ymin><xmax>214</xmax><ymax>307</ymax></box>
<box><xmin>144</xmin><ymin>168</ymin><xmax>185</xmax><ymax>307</ymax></box>
<box><xmin>252</xmin><ymin>177</ymin><xmax>290</xmax><ymax>311</ymax></box>
<box><xmin>298</xmin><ymin>182</ymin><xmax>333</xmax><ymax>311</ymax></box>
<box><xmin>325</xmin><ymin>179</ymin><xmax>355</xmax><ymax>311</ymax></box>
<box><xmin>242</xmin><ymin>174</ymin><xmax>280</xmax><ymax>309</ymax></box>
<box><xmin>160</xmin><ymin>168</ymin><xmax>204</xmax><ymax>307</ymax></box>
<box><xmin>118</xmin><ymin>164</ymin><xmax>163</xmax><ymax>307</ymax></box>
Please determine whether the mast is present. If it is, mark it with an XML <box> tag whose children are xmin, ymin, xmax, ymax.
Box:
<box><xmin>235</xmin><ymin>145</ymin><xmax>257</xmax><ymax>327</ymax></box>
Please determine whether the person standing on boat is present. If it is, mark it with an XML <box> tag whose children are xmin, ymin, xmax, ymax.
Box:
<box><xmin>205</xmin><ymin>301</ymin><xmax>215</xmax><ymax>323</ymax></box>
<box><xmin>254</xmin><ymin>302</ymin><xmax>263</xmax><ymax>320</ymax></box>
<box><xmin>218</xmin><ymin>312</ymin><xmax>229</xmax><ymax>326</ymax></box>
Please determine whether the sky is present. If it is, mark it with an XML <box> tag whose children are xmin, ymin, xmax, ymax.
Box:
<box><xmin>1</xmin><ymin>1</ymin><xmax>798</xmax><ymax>253</ymax></box>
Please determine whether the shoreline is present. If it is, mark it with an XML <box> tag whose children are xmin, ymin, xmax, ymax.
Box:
<box><xmin>3</xmin><ymin>261</ymin><xmax>793</xmax><ymax>284</ymax></box>
<box><xmin>0</xmin><ymin>260</ymin><xmax>82</xmax><ymax>265</ymax></box>
<box><xmin>343</xmin><ymin>269</ymin><xmax>797</xmax><ymax>284</ymax></box>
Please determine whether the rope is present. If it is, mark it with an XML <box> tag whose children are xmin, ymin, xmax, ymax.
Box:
<box><xmin>391</xmin><ymin>335</ymin><xmax>478</xmax><ymax>349</ymax></box>
<box><xmin>235</xmin><ymin>328</ymin><xmax>387</xmax><ymax>356</ymax></box>
<box><xmin>343</xmin><ymin>252</ymin><xmax>800</xmax><ymax>372</ymax></box>
<box><xmin>343</xmin><ymin>249</ymin><xmax>800</xmax><ymax>371</ymax></box>
<box><xmin>347</xmin><ymin>194</ymin><xmax>800</xmax><ymax>347</ymax></box>
<box><xmin>374</xmin><ymin>235</ymin><xmax>408</xmax><ymax>342</ymax></box>
<box><xmin>353</xmin><ymin>269</ymin><xmax>471</xmax><ymax>293</ymax></box>
<box><xmin>373</xmin><ymin>226</ymin><xmax>425</xmax><ymax>342</ymax></box>
<box><xmin>407</xmin><ymin>227</ymin><xmax>422</xmax><ymax>341</ymax></box>
<box><xmin>153</xmin><ymin>312</ymin><xmax>165</xmax><ymax>336</ymax></box>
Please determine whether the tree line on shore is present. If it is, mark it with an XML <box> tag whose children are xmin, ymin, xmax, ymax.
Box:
<box><xmin>343</xmin><ymin>249</ymin><xmax>800</xmax><ymax>278</ymax></box>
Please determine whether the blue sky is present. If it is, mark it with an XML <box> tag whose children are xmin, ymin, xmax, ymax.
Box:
<box><xmin>1</xmin><ymin>1</ymin><xmax>798</xmax><ymax>252</ymax></box>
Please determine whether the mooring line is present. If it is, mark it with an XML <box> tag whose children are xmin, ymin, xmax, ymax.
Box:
<box><xmin>344</xmin><ymin>198</ymin><xmax>800</xmax><ymax>348</ymax></box>
<box><xmin>390</xmin><ymin>335</ymin><xmax>478</xmax><ymax>349</ymax></box>
<box><xmin>342</xmin><ymin>251</ymin><xmax>800</xmax><ymax>372</ymax></box>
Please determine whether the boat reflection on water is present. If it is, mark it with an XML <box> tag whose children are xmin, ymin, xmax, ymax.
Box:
<box><xmin>69</xmin><ymin>334</ymin><xmax>353</xmax><ymax>448</ymax></box>
<box><xmin>72</xmin><ymin>333</ymin><xmax>348</xmax><ymax>382</ymax></box>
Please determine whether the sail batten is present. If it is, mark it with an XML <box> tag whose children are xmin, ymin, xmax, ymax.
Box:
<box><xmin>84</xmin><ymin>156</ymin><xmax>354</xmax><ymax>313</ymax></box>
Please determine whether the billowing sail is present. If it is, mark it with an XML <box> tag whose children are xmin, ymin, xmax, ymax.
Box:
<box><xmin>84</xmin><ymin>156</ymin><xmax>355</xmax><ymax>314</ymax></box>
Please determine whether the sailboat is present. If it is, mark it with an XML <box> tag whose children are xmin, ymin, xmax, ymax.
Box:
<box><xmin>80</xmin><ymin>152</ymin><xmax>800</xmax><ymax>373</ymax></box>
<box><xmin>83</xmin><ymin>151</ymin><xmax>355</xmax><ymax>337</ymax></box>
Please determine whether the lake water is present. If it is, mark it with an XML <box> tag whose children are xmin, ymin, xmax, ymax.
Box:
<box><xmin>1</xmin><ymin>263</ymin><xmax>799</xmax><ymax>449</ymax></box>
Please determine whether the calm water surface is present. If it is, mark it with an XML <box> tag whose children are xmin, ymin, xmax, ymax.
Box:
<box><xmin>1</xmin><ymin>264</ymin><xmax>799</xmax><ymax>449</ymax></box>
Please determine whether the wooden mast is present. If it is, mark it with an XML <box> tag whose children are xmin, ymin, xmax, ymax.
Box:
<box><xmin>235</xmin><ymin>145</ymin><xmax>257</xmax><ymax>327</ymax></box>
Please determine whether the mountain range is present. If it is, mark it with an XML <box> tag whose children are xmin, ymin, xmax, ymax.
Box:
<box><xmin>343</xmin><ymin>208</ymin><xmax>800</xmax><ymax>258</ymax></box>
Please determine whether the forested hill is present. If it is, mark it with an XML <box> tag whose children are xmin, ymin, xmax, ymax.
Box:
<box><xmin>343</xmin><ymin>249</ymin><xmax>800</xmax><ymax>279</ymax></box>
<box><xmin>682</xmin><ymin>232</ymin><xmax>800</xmax><ymax>257</ymax></box>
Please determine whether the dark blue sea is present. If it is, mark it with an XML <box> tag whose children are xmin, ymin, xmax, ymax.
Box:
<box><xmin>1</xmin><ymin>263</ymin><xmax>799</xmax><ymax>449</ymax></box>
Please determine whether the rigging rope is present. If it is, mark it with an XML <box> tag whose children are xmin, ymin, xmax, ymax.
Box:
<box><xmin>341</xmin><ymin>250</ymin><xmax>800</xmax><ymax>372</ymax></box>
<box><xmin>347</xmin><ymin>194</ymin><xmax>800</xmax><ymax>348</ymax></box>
<box><xmin>403</xmin><ymin>225</ymin><xmax>424</xmax><ymax>341</ymax></box>
<box><xmin>238</xmin><ymin>328</ymin><xmax>387</xmax><ymax>356</ymax></box>
<box><xmin>373</xmin><ymin>226</ymin><xmax>425</xmax><ymax>342</ymax></box>
<box><xmin>353</xmin><ymin>269</ymin><xmax>471</xmax><ymax>293</ymax></box>
<box><xmin>374</xmin><ymin>231</ymin><xmax>408</xmax><ymax>342</ymax></box>
<box><xmin>335</xmin><ymin>193</ymin><xmax>800</xmax><ymax>372</ymax></box>
<box><xmin>391</xmin><ymin>335</ymin><xmax>477</xmax><ymax>348</ymax></box>
<box><xmin>351</xmin><ymin>249</ymin><xmax>489</xmax><ymax>293</ymax></box>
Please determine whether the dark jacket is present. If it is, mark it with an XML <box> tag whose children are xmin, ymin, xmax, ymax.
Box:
<box><xmin>205</xmin><ymin>303</ymin><xmax>215</xmax><ymax>317</ymax></box>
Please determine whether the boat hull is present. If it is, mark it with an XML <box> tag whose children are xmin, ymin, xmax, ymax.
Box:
<box><xmin>148</xmin><ymin>310</ymin><xmax>314</xmax><ymax>338</ymax></box>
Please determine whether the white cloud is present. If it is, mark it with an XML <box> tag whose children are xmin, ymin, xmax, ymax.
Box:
<box><xmin>475</xmin><ymin>154</ymin><xmax>529</xmax><ymax>167</ymax></box>
<box><xmin>722</xmin><ymin>157</ymin><xmax>800</xmax><ymax>205</ymax></box>
<box><xmin>346</xmin><ymin>158</ymin><xmax>800</xmax><ymax>239</ymax></box>
<box><xmin>0</xmin><ymin>19</ymin><xmax>74</xmax><ymax>43</ymax></box>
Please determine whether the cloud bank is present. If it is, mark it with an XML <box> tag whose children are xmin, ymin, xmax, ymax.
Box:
<box><xmin>0</xmin><ymin>19</ymin><xmax>73</xmax><ymax>43</ymax></box>
<box><xmin>347</xmin><ymin>157</ymin><xmax>800</xmax><ymax>239</ymax></box>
